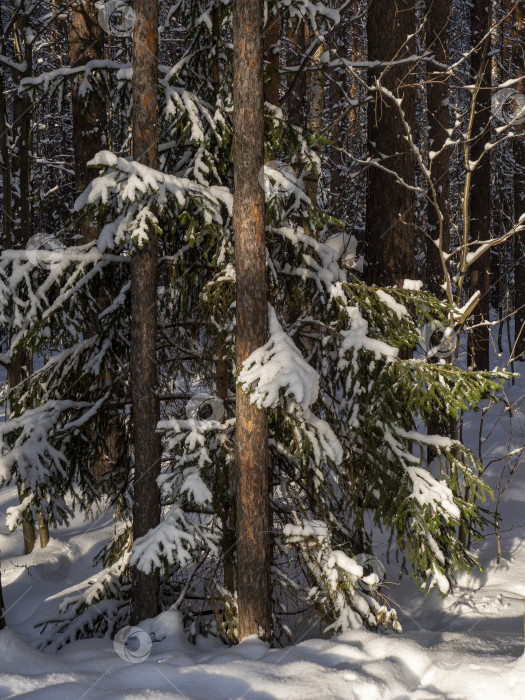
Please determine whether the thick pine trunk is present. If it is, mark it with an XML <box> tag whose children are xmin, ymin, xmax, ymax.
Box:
<box><xmin>426</xmin><ymin>0</ymin><xmax>450</xmax><ymax>297</ymax></box>
<box><xmin>365</xmin><ymin>0</ymin><xmax>416</xmax><ymax>287</ymax></box>
<box><xmin>233</xmin><ymin>0</ymin><xmax>271</xmax><ymax>642</ymax></box>
<box><xmin>468</xmin><ymin>1</ymin><xmax>492</xmax><ymax>371</ymax></box>
<box><xmin>130</xmin><ymin>0</ymin><xmax>162</xmax><ymax>625</ymax></box>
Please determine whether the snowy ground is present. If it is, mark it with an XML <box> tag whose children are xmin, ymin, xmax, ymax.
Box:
<box><xmin>1</xmin><ymin>358</ymin><xmax>525</xmax><ymax>698</ymax></box>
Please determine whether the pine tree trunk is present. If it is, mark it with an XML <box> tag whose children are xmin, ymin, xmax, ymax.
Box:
<box><xmin>16</xmin><ymin>481</ymin><xmax>36</xmax><ymax>555</ymax></box>
<box><xmin>233</xmin><ymin>0</ymin><xmax>272</xmax><ymax>643</ymax></box>
<box><xmin>468</xmin><ymin>1</ymin><xmax>492</xmax><ymax>371</ymax></box>
<box><xmin>12</xmin><ymin>15</ymin><xmax>32</xmax><ymax>248</ymax></box>
<box><xmin>68</xmin><ymin>0</ymin><xmax>107</xmax><ymax>242</ymax></box>
<box><xmin>513</xmin><ymin>2</ymin><xmax>525</xmax><ymax>360</ymax></box>
<box><xmin>426</xmin><ymin>0</ymin><xmax>450</xmax><ymax>297</ymax></box>
<box><xmin>10</xmin><ymin>11</ymin><xmax>39</xmax><ymax>552</ymax></box>
<box><xmin>348</xmin><ymin>0</ymin><xmax>360</xmax><ymax>160</ymax></box>
<box><xmin>365</xmin><ymin>0</ymin><xmax>416</xmax><ymax>287</ymax></box>
<box><xmin>68</xmin><ymin>0</ymin><xmax>123</xmax><ymax>482</ymax></box>
<box><xmin>130</xmin><ymin>0</ymin><xmax>162</xmax><ymax>626</ymax></box>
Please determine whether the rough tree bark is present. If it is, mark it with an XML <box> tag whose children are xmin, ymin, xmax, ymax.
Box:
<box><xmin>365</xmin><ymin>0</ymin><xmax>416</xmax><ymax>287</ymax></box>
<box><xmin>130</xmin><ymin>0</ymin><xmax>162</xmax><ymax>625</ymax></box>
<box><xmin>467</xmin><ymin>0</ymin><xmax>492</xmax><ymax>370</ymax></box>
<box><xmin>233</xmin><ymin>0</ymin><xmax>272</xmax><ymax>642</ymax></box>
<box><xmin>426</xmin><ymin>0</ymin><xmax>450</xmax><ymax>297</ymax></box>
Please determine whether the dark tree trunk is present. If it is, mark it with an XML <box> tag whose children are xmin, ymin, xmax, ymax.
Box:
<box><xmin>0</xmin><ymin>9</ymin><xmax>9</xmax><ymax>251</ymax></box>
<box><xmin>10</xmin><ymin>12</ymin><xmax>32</xmax><ymax>250</ymax></box>
<box><xmin>365</xmin><ymin>0</ymin><xmax>416</xmax><ymax>287</ymax></box>
<box><xmin>305</xmin><ymin>37</ymin><xmax>325</xmax><ymax>210</ymax></box>
<box><xmin>212</xmin><ymin>1</ymin><xmax>221</xmax><ymax>94</ymax></box>
<box><xmin>233</xmin><ymin>0</ymin><xmax>272</xmax><ymax>642</ymax></box>
<box><xmin>264</xmin><ymin>6</ymin><xmax>280</xmax><ymax>107</ymax></box>
<box><xmin>68</xmin><ymin>0</ymin><xmax>107</xmax><ymax>243</ymax></box>
<box><xmin>130</xmin><ymin>0</ymin><xmax>162</xmax><ymax>626</ymax></box>
<box><xmin>513</xmin><ymin>2</ymin><xmax>525</xmax><ymax>360</ymax></box>
<box><xmin>0</xmin><ymin>64</ymin><xmax>12</xmax><ymax>249</ymax></box>
<box><xmin>287</xmin><ymin>19</ymin><xmax>307</xmax><ymax>129</ymax></box>
<box><xmin>215</xmin><ymin>340</ymin><xmax>235</xmax><ymax>594</ymax></box>
<box><xmin>68</xmin><ymin>1</ymin><xmax>123</xmax><ymax>482</ymax></box>
<box><xmin>9</xmin><ymin>12</ymin><xmax>37</xmax><ymax>553</ymax></box>
<box><xmin>426</xmin><ymin>0</ymin><xmax>450</xmax><ymax>297</ymax></box>
<box><xmin>468</xmin><ymin>1</ymin><xmax>492</xmax><ymax>371</ymax></box>
<box><xmin>0</xmin><ymin>568</ymin><xmax>5</xmax><ymax>630</ymax></box>
<box><xmin>328</xmin><ymin>0</ymin><xmax>348</xmax><ymax>222</ymax></box>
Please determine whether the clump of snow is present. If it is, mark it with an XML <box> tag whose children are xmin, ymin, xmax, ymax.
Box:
<box><xmin>376</xmin><ymin>289</ymin><xmax>409</xmax><ymax>318</ymax></box>
<box><xmin>403</xmin><ymin>278</ymin><xmax>424</xmax><ymax>291</ymax></box>
<box><xmin>324</xmin><ymin>232</ymin><xmax>358</xmax><ymax>269</ymax></box>
<box><xmin>283</xmin><ymin>519</ymin><xmax>329</xmax><ymax>543</ymax></box>
<box><xmin>238</xmin><ymin>304</ymin><xmax>319</xmax><ymax>410</ymax></box>
<box><xmin>339</xmin><ymin>306</ymin><xmax>398</xmax><ymax>360</ymax></box>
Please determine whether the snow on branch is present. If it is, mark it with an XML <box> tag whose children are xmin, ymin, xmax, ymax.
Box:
<box><xmin>75</xmin><ymin>151</ymin><xmax>232</xmax><ymax>250</ymax></box>
<box><xmin>238</xmin><ymin>304</ymin><xmax>319</xmax><ymax>410</ymax></box>
<box><xmin>406</xmin><ymin>466</ymin><xmax>461</xmax><ymax>522</ymax></box>
<box><xmin>130</xmin><ymin>506</ymin><xmax>218</xmax><ymax>574</ymax></box>
<box><xmin>20</xmin><ymin>60</ymin><xmax>128</xmax><ymax>99</ymax></box>
<box><xmin>0</xmin><ymin>400</ymin><xmax>102</xmax><ymax>526</ymax></box>
<box><xmin>339</xmin><ymin>306</ymin><xmax>398</xmax><ymax>360</ymax></box>
<box><xmin>238</xmin><ymin>305</ymin><xmax>343</xmax><ymax>466</ymax></box>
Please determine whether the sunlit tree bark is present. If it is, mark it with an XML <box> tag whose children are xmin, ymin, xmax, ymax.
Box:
<box><xmin>233</xmin><ymin>0</ymin><xmax>272</xmax><ymax>642</ymax></box>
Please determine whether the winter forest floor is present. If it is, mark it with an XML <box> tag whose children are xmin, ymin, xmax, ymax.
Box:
<box><xmin>1</xmin><ymin>349</ymin><xmax>525</xmax><ymax>699</ymax></box>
